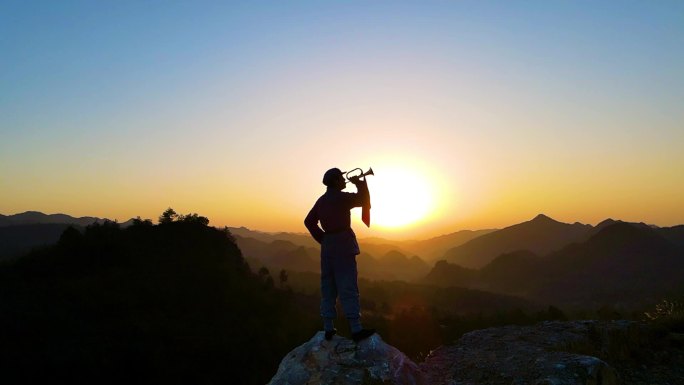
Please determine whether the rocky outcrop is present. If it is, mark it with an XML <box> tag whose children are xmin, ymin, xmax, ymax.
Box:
<box><xmin>267</xmin><ymin>332</ymin><xmax>426</xmax><ymax>385</ymax></box>
<box><xmin>269</xmin><ymin>321</ymin><xmax>683</xmax><ymax>385</ymax></box>
<box><xmin>421</xmin><ymin>320</ymin><xmax>667</xmax><ymax>385</ymax></box>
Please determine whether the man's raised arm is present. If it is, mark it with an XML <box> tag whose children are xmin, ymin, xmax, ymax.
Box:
<box><xmin>347</xmin><ymin>178</ymin><xmax>370</xmax><ymax>208</ymax></box>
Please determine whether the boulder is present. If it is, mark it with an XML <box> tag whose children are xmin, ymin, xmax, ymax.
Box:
<box><xmin>420</xmin><ymin>320</ymin><xmax>654</xmax><ymax>385</ymax></box>
<box><xmin>269</xmin><ymin>321</ymin><xmax>683</xmax><ymax>384</ymax></box>
<box><xmin>267</xmin><ymin>331</ymin><xmax>426</xmax><ymax>385</ymax></box>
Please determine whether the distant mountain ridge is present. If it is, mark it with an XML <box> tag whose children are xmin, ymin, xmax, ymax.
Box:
<box><xmin>443</xmin><ymin>214</ymin><xmax>594</xmax><ymax>269</ymax></box>
<box><xmin>228</xmin><ymin>225</ymin><xmax>496</xmax><ymax>264</ymax></box>
<box><xmin>0</xmin><ymin>212</ymin><xmax>135</xmax><ymax>260</ymax></box>
<box><xmin>424</xmin><ymin>220</ymin><xmax>684</xmax><ymax>307</ymax></box>
<box><xmin>6</xmin><ymin>211</ymin><xmax>683</xmax><ymax>297</ymax></box>
<box><xmin>227</xmin><ymin>226</ymin><xmax>497</xmax><ymax>282</ymax></box>
<box><xmin>234</xmin><ymin>234</ymin><xmax>431</xmax><ymax>282</ymax></box>
<box><xmin>0</xmin><ymin>211</ymin><xmax>129</xmax><ymax>227</ymax></box>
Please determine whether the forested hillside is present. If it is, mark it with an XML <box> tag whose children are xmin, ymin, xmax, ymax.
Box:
<box><xmin>0</xmin><ymin>211</ymin><xmax>316</xmax><ymax>385</ymax></box>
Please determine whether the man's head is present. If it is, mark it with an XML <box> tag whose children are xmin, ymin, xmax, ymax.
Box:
<box><xmin>323</xmin><ymin>168</ymin><xmax>346</xmax><ymax>190</ymax></box>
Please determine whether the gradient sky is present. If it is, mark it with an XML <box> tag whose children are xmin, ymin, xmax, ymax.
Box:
<box><xmin>1</xmin><ymin>1</ymin><xmax>683</xmax><ymax>239</ymax></box>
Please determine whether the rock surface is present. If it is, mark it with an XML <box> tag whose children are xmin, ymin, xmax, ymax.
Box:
<box><xmin>267</xmin><ymin>332</ymin><xmax>426</xmax><ymax>385</ymax></box>
<box><xmin>269</xmin><ymin>321</ymin><xmax>684</xmax><ymax>385</ymax></box>
<box><xmin>421</xmin><ymin>320</ymin><xmax>676</xmax><ymax>385</ymax></box>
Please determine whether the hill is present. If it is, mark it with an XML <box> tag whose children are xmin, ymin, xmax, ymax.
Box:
<box><xmin>236</xmin><ymin>234</ymin><xmax>431</xmax><ymax>282</ymax></box>
<box><xmin>2</xmin><ymin>213</ymin><xmax>492</xmax><ymax>275</ymax></box>
<box><xmin>442</xmin><ymin>214</ymin><xmax>592</xmax><ymax>268</ymax></box>
<box><xmin>234</xmin><ymin>234</ymin><xmax>320</xmax><ymax>273</ymax></box>
<box><xmin>0</xmin><ymin>211</ymin><xmax>140</xmax><ymax>259</ymax></box>
<box><xmin>424</xmin><ymin>222</ymin><xmax>684</xmax><ymax>308</ymax></box>
<box><xmin>531</xmin><ymin>222</ymin><xmax>684</xmax><ymax>306</ymax></box>
<box><xmin>228</xmin><ymin>226</ymin><xmax>495</xmax><ymax>265</ymax></box>
<box><xmin>0</xmin><ymin>223</ymin><xmax>77</xmax><ymax>260</ymax></box>
<box><xmin>357</xmin><ymin>250</ymin><xmax>431</xmax><ymax>282</ymax></box>
<box><xmin>0</xmin><ymin>211</ymin><xmax>112</xmax><ymax>227</ymax></box>
<box><xmin>227</xmin><ymin>226</ymin><xmax>320</xmax><ymax>248</ymax></box>
<box><xmin>422</xmin><ymin>259</ymin><xmax>477</xmax><ymax>288</ymax></box>
<box><xmin>657</xmin><ymin>224</ymin><xmax>684</xmax><ymax>247</ymax></box>
<box><xmin>361</xmin><ymin>229</ymin><xmax>496</xmax><ymax>263</ymax></box>
<box><xmin>0</xmin><ymin>214</ymin><xmax>315</xmax><ymax>385</ymax></box>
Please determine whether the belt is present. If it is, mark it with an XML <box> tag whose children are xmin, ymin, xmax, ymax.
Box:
<box><xmin>325</xmin><ymin>228</ymin><xmax>352</xmax><ymax>235</ymax></box>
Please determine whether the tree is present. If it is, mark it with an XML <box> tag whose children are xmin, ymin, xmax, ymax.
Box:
<box><xmin>132</xmin><ymin>216</ymin><xmax>153</xmax><ymax>226</ymax></box>
<box><xmin>258</xmin><ymin>267</ymin><xmax>274</xmax><ymax>288</ymax></box>
<box><xmin>58</xmin><ymin>226</ymin><xmax>82</xmax><ymax>249</ymax></box>
<box><xmin>179</xmin><ymin>213</ymin><xmax>210</xmax><ymax>226</ymax></box>
<box><xmin>279</xmin><ymin>269</ymin><xmax>288</xmax><ymax>287</ymax></box>
<box><xmin>159</xmin><ymin>208</ymin><xmax>178</xmax><ymax>224</ymax></box>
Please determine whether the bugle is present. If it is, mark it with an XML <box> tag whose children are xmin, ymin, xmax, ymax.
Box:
<box><xmin>343</xmin><ymin>167</ymin><xmax>374</xmax><ymax>184</ymax></box>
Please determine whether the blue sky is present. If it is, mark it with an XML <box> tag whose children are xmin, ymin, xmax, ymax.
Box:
<box><xmin>1</xmin><ymin>1</ymin><xmax>683</xmax><ymax>236</ymax></box>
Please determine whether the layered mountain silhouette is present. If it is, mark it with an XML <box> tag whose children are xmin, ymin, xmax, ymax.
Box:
<box><xmin>356</xmin><ymin>250</ymin><xmax>430</xmax><ymax>281</ymax></box>
<box><xmin>532</xmin><ymin>222</ymin><xmax>684</xmax><ymax>305</ymax></box>
<box><xmin>234</xmin><ymin>235</ymin><xmax>320</xmax><ymax>273</ymax></box>
<box><xmin>424</xmin><ymin>221</ymin><xmax>684</xmax><ymax>307</ymax></box>
<box><xmin>0</xmin><ymin>211</ymin><xmax>113</xmax><ymax>227</ymax></box>
<box><xmin>234</xmin><ymin>234</ymin><xmax>430</xmax><ymax>282</ymax></box>
<box><xmin>228</xmin><ymin>226</ymin><xmax>319</xmax><ymax>248</ymax></box>
<box><xmin>442</xmin><ymin>214</ymin><xmax>593</xmax><ymax>269</ymax></box>
<box><xmin>362</xmin><ymin>229</ymin><xmax>496</xmax><ymax>263</ymax></box>
<box><xmin>229</xmin><ymin>225</ymin><xmax>494</xmax><ymax>264</ymax></box>
<box><xmin>227</xmin><ymin>226</ymin><xmax>480</xmax><ymax>282</ymax></box>
<box><xmin>5</xmin><ymin>210</ymin><xmax>683</xmax><ymax>307</ymax></box>
<box><xmin>0</xmin><ymin>211</ymin><xmax>135</xmax><ymax>259</ymax></box>
<box><xmin>658</xmin><ymin>224</ymin><xmax>684</xmax><ymax>247</ymax></box>
<box><xmin>0</xmin><ymin>223</ymin><xmax>77</xmax><ymax>260</ymax></box>
<box><xmin>422</xmin><ymin>260</ymin><xmax>478</xmax><ymax>288</ymax></box>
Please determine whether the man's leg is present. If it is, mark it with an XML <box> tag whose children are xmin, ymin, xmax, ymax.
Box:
<box><xmin>334</xmin><ymin>254</ymin><xmax>363</xmax><ymax>333</ymax></box>
<box><xmin>320</xmin><ymin>249</ymin><xmax>338</xmax><ymax>332</ymax></box>
<box><xmin>335</xmin><ymin>253</ymin><xmax>375</xmax><ymax>342</ymax></box>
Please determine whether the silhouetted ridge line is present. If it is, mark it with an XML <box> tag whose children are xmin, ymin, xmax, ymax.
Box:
<box><xmin>531</xmin><ymin>213</ymin><xmax>558</xmax><ymax>223</ymax></box>
<box><xmin>442</xmin><ymin>214</ymin><xmax>592</xmax><ymax>269</ymax></box>
<box><xmin>586</xmin><ymin>221</ymin><xmax>675</xmax><ymax>254</ymax></box>
<box><xmin>0</xmin><ymin>210</ymin><xmax>133</xmax><ymax>227</ymax></box>
<box><xmin>423</xmin><ymin>220</ymin><xmax>684</xmax><ymax>307</ymax></box>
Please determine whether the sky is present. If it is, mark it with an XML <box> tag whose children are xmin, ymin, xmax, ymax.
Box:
<box><xmin>1</xmin><ymin>1</ymin><xmax>683</xmax><ymax>239</ymax></box>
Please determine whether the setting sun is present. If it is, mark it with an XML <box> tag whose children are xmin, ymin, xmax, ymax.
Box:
<box><xmin>361</xmin><ymin>167</ymin><xmax>435</xmax><ymax>229</ymax></box>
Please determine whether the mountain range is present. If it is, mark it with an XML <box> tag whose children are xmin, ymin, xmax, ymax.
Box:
<box><xmin>0</xmin><ymin>212</ymin><xmax>136</xmax><ymax>260</ymax></box>
<box><xmin>3</xmin><ymin>210</ymin><xmax>683</xmax><ymax>308</ymax></box>
<box><xmin>0</xmin><ymin>211</ymin><xmax>119</xmax><ymax>227</ymax></box>
<box><xmin>232</xmin><ymin>234</ymin><xmax>432</xmax><ymax>282</ymax></box>
<box><xmin>442</xmin><ymin>214</ymin><xmax>593</xmax><ymax>269</ymax></box>
<box><xmin>424</xmin><ymin>220</ymin><xmax>684</xmax><ymax>308</ymax></box>
<box><xmin>226</xmin><ymin>226</ymin><xmax>497</xmax><ymax>281</ymax></box>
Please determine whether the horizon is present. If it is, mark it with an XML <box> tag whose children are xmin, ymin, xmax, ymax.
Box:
<box><xmin>1</xmin><ymin>209</ymin><xmax>676</xmax><ymax>242</ymax></box>
<box><xmin>2</xmin><ymin>1</ymin><xmax>683</xmax><ymax>239</ymax></box>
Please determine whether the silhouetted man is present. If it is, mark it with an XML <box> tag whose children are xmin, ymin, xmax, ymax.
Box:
<box><xmin>304</xmin><ymin>168</ymin><xmax>376</xmax><ymax>342</ymax></box>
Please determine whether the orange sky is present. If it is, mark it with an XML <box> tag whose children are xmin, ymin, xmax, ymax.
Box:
<box><xmin>2</xmin><ymin>2</ymin><xmax>683</xmax><ymax>240</ymax></box>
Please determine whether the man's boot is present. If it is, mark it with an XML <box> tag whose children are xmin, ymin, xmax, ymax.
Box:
<box><xmin>351</xmin><ymin>328</ymin><xmax>376</xmax><ymax>342</ymax></box>
<box><xmin>324</xmin><ymin>328</ymin><xmax>337</xmax><ymax>341</ymax></box>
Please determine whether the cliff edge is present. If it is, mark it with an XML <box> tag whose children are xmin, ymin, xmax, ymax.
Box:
<box><xmin>267</xmin><ymin>331</ymin><xmax>426</xmax><ymax>385</ymax></box>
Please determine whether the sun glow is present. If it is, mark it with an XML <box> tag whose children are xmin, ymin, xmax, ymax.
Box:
<box><xmin>361</xmin><ymin>167</ymin><xmax>435</xmax><ymax>229</ymax></box>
